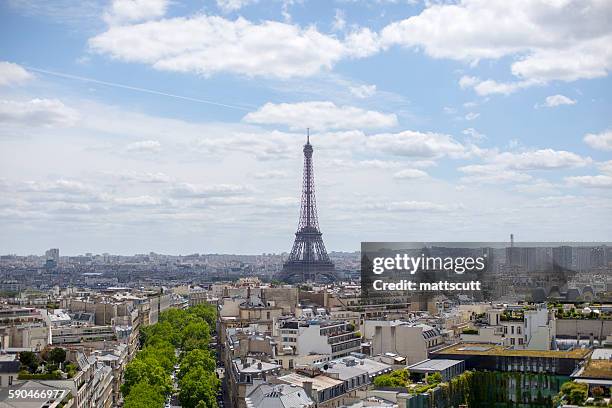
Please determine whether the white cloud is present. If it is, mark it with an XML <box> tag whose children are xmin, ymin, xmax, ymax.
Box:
<box><xmin>332</xmin><ymin>9</ymin><xmax>346</xmax><ymax>31</ymax></box>
<box><xmin>368</xmin><ymin>132</ymin><xmax>466</xmax><ymax>159</ymax></box>
<box><xmin>349</xmin><ymin>84</ymin><xmax>377</xmax><ymax>98</ymax></box>
<box><xmin>459</xmin><ymin>148</ymin><xmax>592</xmax><ymax>184</ymax></box>
<box><xmin>365</xmin><ymin>200</ymin><xmax>460</xmax><ymax>213</ymax></box>
<box><xmin>115</xmin><ymin>171</ymin><xmax>172</xmax><ymax>183</ymax></box>
<box><xmin>168</xmin><ymin>182</ymin><xmax>250</xmax><ymax>198</ymax></box>
<box><xmin>491</xmin><ymin>149</ymin><xmax>591</xmax><ymax>170</ymax></box>
<box><xmin>88</xmin><ymin>1</ymin><xmax>612</xmax><ymax>85</ymax></box>
<box><xmin>462</xmin><ymin>128</ymin><xmax>486</xmax><ymax>142</ymax></box>
<box><xmin>535</xmin><ymin>94</ymin><xmax>576</xmax><ymax>108</ymax></box>
<box><xmin>193</xmin><ymin>130</ymin><xmax>298</xmax><ymax>161</ymax></box>
<box><xmin>216</xmin><ymin>0</ymin><xmax>258</xmax><ymax>13</ymax></box>
<box><xmin>458</xmin><ymin>164</ymin><xmax>532</xmax><ymax>184</ymax></box>
<box><xmin>0</xmin><ymin>98</ymin><xmax>79</xmax><ymax>127</ymax></box>
<box><xmin>393</xmin><ymin>168</ymin><xmax>428</xmax><ymax>179</ymax></box>
<box><xmin>0</xmin><ymin>61</ymin><xmax>33</xmax><ymax>86</ymax></box>
<box><xmin>566</xmin><ymin>175</ymin><xmax>612</xmax><ymax>188</ymax></box>
<box><xmin>114</xmin><ymin>195</ymin><xmax>163</xmax><ymax>207</ymax></box>
<box><xmin>544</xmin><ymin>94</ymin><xmax>576</xmax><ymax>108</ymax></box>
<box><xmin>344</xmin><ymin>27</ymin><xmax>381</xmax><ymax>58</ymax></box>
<box><xmin>103</xmin><ymin>0</ymin><xmax>168</xmax><ymax>25</ymax></box>
<box><xmin>598</xmin><ymin>161</ymin><xmax>612</xmax><ymax>174</ymax></box>
<box><xmin>381</xmin><ymin>0</ymin><xmax>612</xmax><ymax>86</ymax></box>
<box><xmin>459</xmin><ymin>76</ymin><xmax>537</xmax><ymax>96</ymax></box>
<box><xmin>329</xmin><ymin>159</ymin><xmax>407</xmax><ymax>170</ymax></box>
<box><xmin>464</xmin><ymin>112</ymin><xmax>480</xmax><ymax>121</ymax></box>
<box><xmin>124</xmin><ymin>140</ymin><xmax>161</xmax><ymax>153</ymax></box>
<box><xmin>514</xmin><ymin>179</ymin><xmax>557</xmax><ymax>194</ymax></box>
<box><xmin>243</xmin><ymin>101</ymin><xmax>397</xmax><ymax>130</ymax></box>
<box><xmin>367</xmin><ymin>131</ymin><xmax>467</xmax><ymax>159</ymax></box>
<box><xmin>584</xmin><ymin>129</ymin><xmax>612</xmax><ymax>151</ymax></box>
<box><xmin>253</xmin><ymin>170</ymin><xmax>288</xmax><ymax>179</ymax></box>
<box><xmin>90</xmin><ymin>15</ymin><xmax>350</xmax><ymax>79</ymax></box>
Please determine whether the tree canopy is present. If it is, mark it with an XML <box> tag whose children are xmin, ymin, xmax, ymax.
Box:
<box><xmin>121</xmin><ymin>304</ymin><xmax>219</xmax><ymax>408</ymax></box>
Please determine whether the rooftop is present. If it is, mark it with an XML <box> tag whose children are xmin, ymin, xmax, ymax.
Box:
<box><xmin>278</xmin><ymin>372</ymin><xmax>343</xmax><ymax>391</ymax></box>
<box><xmin>580</xmin><ymin>359</ymin><xmax>612</xmax><ymax>380</ymax></box>
<box><xmin>407</xmin><ymin>359</ymin><xmax>464</xmax><ymax>372</ymax></box>
<box><xmin>233</xmin><ymin>357</ymin><xmax>280</xmax><ymax>373</ymax></box>
<box><xmin>246</xmin><ymin>383</ymin><xmax>313</xmax><ymax>408</ymax></box>
<box><xmin>325</xmin><ymin>356</ymin><xmax>391</xmax><ymax>377</ymax></box>
<box><xmin>436</xmin><ymin>343</ymin><xmax>591</xmax><ymax>359</ymax></box>
<box><xmin>591</xmin><ymin>348</ymin><xmax>612</xmax><ymax>360</ymax></box>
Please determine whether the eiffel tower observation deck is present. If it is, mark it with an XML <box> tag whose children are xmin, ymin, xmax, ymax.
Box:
<box><xmin>278</xmin><ymin>130</ymin><xmax>337</xmax><ymax>284</ymax></box>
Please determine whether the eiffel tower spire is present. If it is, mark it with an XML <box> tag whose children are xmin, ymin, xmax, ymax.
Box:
<box><xmin>278</xmin><ymin>130</ymin><xmax>336</xmax><ymax>283</ymax></box>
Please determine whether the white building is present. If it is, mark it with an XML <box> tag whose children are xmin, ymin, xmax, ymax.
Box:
<box><xmin>365</xmin><ymin>321</ymin><xmax>442</xmax><ymax>364</ymax></box>
<box><xmin>279</xmin><ymin>319</ymin><xmax>361</xmax><ymax>361</ymax></box>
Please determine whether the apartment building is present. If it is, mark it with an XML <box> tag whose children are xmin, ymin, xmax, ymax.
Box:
<box><xmin>460</xmin><ymin>304</ymin><xmax>556</xmax><ymax>350</ymax></box>
<box><xmin>365</xmin><ymin>320</ymin><xmax>443</xmax><ymax>364</ymax></box>
<box><xmin>227</xmin><ymin>357</ymin><xmax>282</xmax><ymax>408</ymax></box>
<box><xmin>278</xmin><ymin>319</ymin><xmax>361</xmax><ymax>361</ymax></box>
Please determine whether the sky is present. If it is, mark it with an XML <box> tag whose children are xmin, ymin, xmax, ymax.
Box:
<box><xmin>0</xmin><ymin>0</ymin><xmax>611</xmax><ymax>255</ymax></box>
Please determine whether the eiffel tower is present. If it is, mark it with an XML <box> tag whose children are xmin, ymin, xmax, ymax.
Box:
<box><xmin>278</xmin><ymin>130</ymin><xmax>337</xmax><ymax>283</ymax></box>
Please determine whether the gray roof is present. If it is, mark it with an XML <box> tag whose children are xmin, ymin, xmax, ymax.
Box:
<box><xmin>591</xmin><ymin>348</ymin><xmax>612</xmax><ymax>360</ymax></box>
<box><xmin>246</xmin><ymin>383</ymin><xmax>313</xmax><ymax>408</ymax></box>
<box><xmin>407</xmin><ymin>359</ymin><xmax>464</xmax><ymax>372</ymax></box>
<box><xmin>324</xmin><ymin>356</ymin><xmax>392</xmax><ymax>378</ymax></box>
<box><xmin>0</xmin><ymin>380</ymin><xmax>68</xmax><ymax>408</ymax></box>
<box><xmin>323</xmin><ymin>363</ymin><xmax>366</xmax><ymax>381</ymax></box>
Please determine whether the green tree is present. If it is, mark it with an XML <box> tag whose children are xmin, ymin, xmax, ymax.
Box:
<box><xmin>47</xmin><ymin>347</ymin><xmax>66</xmax><ymax>365</ymax></box>
<box><xmin>122</xmin><ymin>358</ymin><xmax>173</xmax><ymax>397</ymax></box>
<box><xmin>181</xmin><ymin>321</ymin><xmax>211</xmax><ymax>351</ymax></box>
<box><xmin>138</xmin><ymin>340</ymin><xmax>176</xmax><ymax>372</ymax></box>
<box><xmin>19</xmin><ymin>351</ymin><xmax>39</xmax><ymax>373</ymax></box>
<box><xmin>123</xmin><ymin>381</ymin><xmax>165</xmax><ymax>408</ymax></box>
<box><xmin>373</xmin><ymin>369</ymin><xmax>410</xmax><ymax>387</ymax></box>
<box><xmin>559</xmin><ymin>381</ymin><xmax>588</xmax><ymax>406</ymax></box>
<box><xmin>142</xmin><ymin>321</ymin><xmax>181</xmax><ymax>347</ymax></box>
<box><xmin>178</xmin><ymin>367</ymin><xmax>219</xmax><ymax>408</ymax></box>
<box><xmin>189</xmin><ymin>304</ymin><xmax>217</xmax><ymax>328</ymax></box>
<box><xmin>179</xmin><ymin>349</ymin><xmax>215</xmax><ymax>379</ymax></box>
<box><xmin>427</xmin><ymin>372</ymin><xmax>443</xmax><ymax>385</ymax></box>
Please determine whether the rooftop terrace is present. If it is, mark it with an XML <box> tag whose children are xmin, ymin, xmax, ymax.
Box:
<box><xmin>436</xmin><ymin>343</ymin><xmax>591</xmax><ymax>359</ymax></box>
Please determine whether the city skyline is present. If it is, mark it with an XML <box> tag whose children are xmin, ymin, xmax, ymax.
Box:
<box><xmin>1</xmin><ymin>0</ymin><xmax>611</xmax><ymax>255</ymax></box>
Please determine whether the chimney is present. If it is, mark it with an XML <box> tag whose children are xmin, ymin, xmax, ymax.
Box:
<box><xmin>303</xmin><ymin>381</ymin><xmax>313</xmax><ymax>399</ymax></box>
<box><xmin>257</xmin><ymin>362</ymin><xmax>262</xmax><ymax>370</ymax></box>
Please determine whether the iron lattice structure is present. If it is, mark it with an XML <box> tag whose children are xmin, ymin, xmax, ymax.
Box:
<box><xmin>278</xmin><ymin>131</ymin><xmax>337</xmax><ymax>283</ymax></box>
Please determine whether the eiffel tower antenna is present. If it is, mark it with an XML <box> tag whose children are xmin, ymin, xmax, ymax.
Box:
<box><xmin>277</xmin><ymin>129</ymin><xmax>336</xmax><ymax>283</ymax></box>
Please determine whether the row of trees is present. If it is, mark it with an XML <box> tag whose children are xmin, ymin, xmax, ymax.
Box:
<box><xmin>122</xmin><ymin>304</ymin><xmax>219</xmax><ymax>408</ymax></box>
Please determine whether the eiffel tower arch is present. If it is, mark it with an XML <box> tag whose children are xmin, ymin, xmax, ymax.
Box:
<box><xmin>277</xmin><ymin>130</ymin><xmax>338</xmax><ymax>284</ymax></box>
